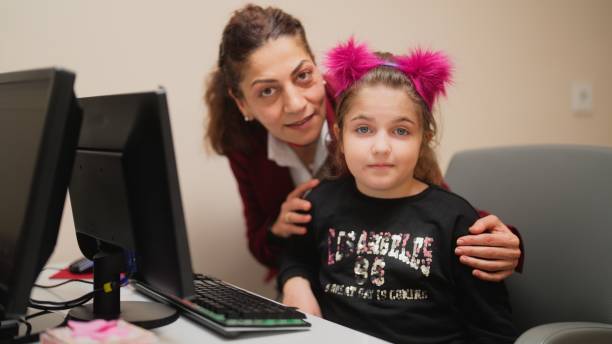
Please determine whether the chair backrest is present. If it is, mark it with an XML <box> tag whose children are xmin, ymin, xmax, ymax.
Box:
<box><xmin>444</xmin><ymin>145</ymin><xmax>612</xmax><ymax>332</ymax></box>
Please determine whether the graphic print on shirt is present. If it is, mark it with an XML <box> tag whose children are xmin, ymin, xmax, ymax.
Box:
<box><xmin>325</xmin><ymin>228</ymin><xmax>433</xmax><ymax>302</ymax></box>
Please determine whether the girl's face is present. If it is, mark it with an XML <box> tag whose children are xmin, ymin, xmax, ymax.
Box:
<box><xmin>232</xmin><ymin>35</ymin><xmax>326</xmax><ymax>146</ymax></box>
<box><xmin>339</xmin><ymin>85</ymin><xmax>424</xmax><ymax>198</ymax></box>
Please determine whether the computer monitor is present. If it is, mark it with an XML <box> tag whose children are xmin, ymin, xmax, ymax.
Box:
<box><xmin>0</xmin><ymin>68</ymin><xmax>82</xmax><ymax>341</ymax></box>
<box><xmin>68</xmin><ymin>89</ymin><xmax>194</xmax><ymax>329</ymax></box>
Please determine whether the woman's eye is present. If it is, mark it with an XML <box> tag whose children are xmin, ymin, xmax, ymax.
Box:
<box><xmin>356</xmin><ymin>126</ymin><xmax>371</xmax><ymax>134</ymax></box>
<box><xmin>259</xmin><ymin>88</ymin><xmax>276</xmax><ymax>97</ymax></box>
<box><xmin>296</xmin><ymin>71</ymin><xmax>312</xmax><ymax>82</ymax></box>
<box><xmin>394</xmin><ymin>128</ymin><xmax>409</xmax><ymax>136</ymax></box>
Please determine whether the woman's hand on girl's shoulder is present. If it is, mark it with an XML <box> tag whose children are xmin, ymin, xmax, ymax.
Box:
<box><xmin>271</xmin><ymin>179</ymin><xmax>320</xmax><ymax>238</ymax></box>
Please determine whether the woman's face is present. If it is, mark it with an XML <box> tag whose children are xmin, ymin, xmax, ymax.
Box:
<box><xmin>233</xmin><ymin>35</ymin><xmax>326</xmax><ymax>146</ymax></box>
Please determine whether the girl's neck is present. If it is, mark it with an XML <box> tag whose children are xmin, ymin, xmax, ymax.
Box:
<box><xmin>356</xmin><ymin>177</ymin><xmax>428</xmax><ymax>199</ymax></box>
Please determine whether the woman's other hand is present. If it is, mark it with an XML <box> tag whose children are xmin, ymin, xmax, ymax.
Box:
<box><xmin>455</xmin><ymin>215</ymin><xmax>521</xmax><ymax>282</ymax></box>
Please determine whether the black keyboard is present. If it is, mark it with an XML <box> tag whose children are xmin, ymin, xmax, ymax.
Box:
<box><xmin>189</xmin><ymin>274</ymin><xmax>306</xmax><ymax>327</ymax></box>
<box><xmin>133</xmin><ymin>273</ymin><xmax>311</xmax><ymax>336</ymax></box>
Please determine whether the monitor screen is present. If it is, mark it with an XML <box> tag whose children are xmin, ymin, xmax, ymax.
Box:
<box><xmin>70</xmin><ymin>89</ymin><xmax>194</xmax><ymax>302</ymax></box>
<box><xmin>0</xmin><ymin>68</ymin><xmax>81</xmax><ymax>320</ymax></box>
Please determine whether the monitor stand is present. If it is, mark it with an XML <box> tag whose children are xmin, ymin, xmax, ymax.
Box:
<box><xmin>67</xmin><ymin>250</ymin><xmax>178</xmax><ymax>329</ymax></box>
<box><xmin>1</xmin><ymin>311</ymin><xmax>65</xmax><ymax>343</ymax></box>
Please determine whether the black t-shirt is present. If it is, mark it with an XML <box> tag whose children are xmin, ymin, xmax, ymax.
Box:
<box><xmin>279</xmin><ymin>177</ymin><xmax>517</xmax><ymax>344</ymax></box>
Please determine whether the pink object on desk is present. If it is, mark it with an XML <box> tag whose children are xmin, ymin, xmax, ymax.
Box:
<box><xmin>40</xmin><ymin>319</ymin><xmax>157</xmax><ymax>344</ymax></box>
<box><xmin>70</xmin><ymin>320</ymin><xmax>130</xmax><ymax>340</ymax></box>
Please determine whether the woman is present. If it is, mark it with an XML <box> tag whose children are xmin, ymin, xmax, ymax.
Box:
<box><xmin>204</xmin><ymin>4</ymin><xmax>522</xmax><ymax>282</ymax></box>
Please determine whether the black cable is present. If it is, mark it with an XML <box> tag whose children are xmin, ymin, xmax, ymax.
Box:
<box><xmin>40</xmin><ymin>266</ymin><xmax>62</xmax><ymax>272</ymax></box>
<box><xmin>29</xmin><ymin>279</ymin><xmax>119</xmax><ymax>311</ymax></box>
<box><xmin>31</xmin><ymin>258</ymin><xmax>134</xmax><ymax>312</ymax></box>
<box><xmin>29</xmin><ymin>289</ymin><xmax>96</xmax><ymax>310</ymax></box>
<box><xmin>29</xmin><ymin>297</ymin><xmax>89</xmax><ymax>307</ymax></box>
<box><xmin>30</xmin><ymin>278</ymin><xmax>123</xmax><ymax>311</ymax></box>
<box><xmin>17</xmin><ymin>317</ymin><xmax>32</xmax><ymax>336</ymax></box>
<box><xmin>28</xmin><ymin>292</ymin><xmax>94</xmax><ymax>311</ymax></box>
<box><xmin>34</xmin><ymin>279</ymin><xmax>93</xmax><ymax>289</ymax></box>
<box><xmin>31</xmin><ymin>290</ymin><xmax>95</xmax><ymax>306</ymax></box>
<box><xmin>24</xmin><ymin>310</ymin><xmax>51</xmax><ymax>320</ymax></box>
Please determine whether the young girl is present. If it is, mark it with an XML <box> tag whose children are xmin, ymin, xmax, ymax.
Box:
<box><xmin>278</xmin><ymin>39</ymin><xmax>517</xmax><ymax>343</ymax></box>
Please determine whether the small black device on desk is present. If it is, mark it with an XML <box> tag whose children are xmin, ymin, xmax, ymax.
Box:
<box><xmin>68</xmin><ymin>257</ymin><xmax>94</xmax><ymax>274</ymax></box>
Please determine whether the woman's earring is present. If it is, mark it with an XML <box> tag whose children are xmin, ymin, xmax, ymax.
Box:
<box><xmin>244</xmin><ymin>116</ymin><xmax>253</xmax><ymax>122</ymax></box>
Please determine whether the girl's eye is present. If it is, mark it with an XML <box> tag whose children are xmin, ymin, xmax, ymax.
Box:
<box><xmin>394</xmin><ymin>127</ymin><xmax>409</xmax><ymax>136</ymax></box>
<box><xmin>259</xmin><ymin>87</ymin><xmax>276</xmax><ymax>97</ymax></box>
<box><xmin>356</xmin><ymin>126</ymin><xmax>371</xmax><ymax>134</ymax></box>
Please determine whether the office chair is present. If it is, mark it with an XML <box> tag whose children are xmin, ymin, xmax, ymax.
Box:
<box><xmin>444</xmin><ymin>145</ymin><xmax>612</xmax><ymax>344</ymax></box>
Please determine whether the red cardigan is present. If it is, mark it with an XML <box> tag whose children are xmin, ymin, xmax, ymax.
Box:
<box><xmin>227</xmin><ymin>131</ymin><xmax>294</xmax><ymax>275</ymax></box>
<box><xmin>226</xmin><ymin>93</ymin><xmax>523</xmax><ymax>280</ymax></box>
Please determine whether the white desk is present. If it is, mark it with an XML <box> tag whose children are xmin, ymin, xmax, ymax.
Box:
<box><xmin>31</xmin><ymin>267</ymin><xmax>388</xmax><ymax>343</ymax></box>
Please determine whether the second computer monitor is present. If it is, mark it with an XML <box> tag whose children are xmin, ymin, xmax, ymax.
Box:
<box><xmin>70</xmin><ymin>89</ymin><xmax>195</xmax><ymax>302</ymax></box>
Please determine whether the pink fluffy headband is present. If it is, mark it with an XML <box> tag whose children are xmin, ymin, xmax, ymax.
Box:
<box><xmin>325</xmin><ymin>38</ymin><xmax>453</xmax><ymax>111</ymax></box>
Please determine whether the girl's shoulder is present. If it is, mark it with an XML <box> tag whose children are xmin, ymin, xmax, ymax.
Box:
<box><xmin>427</xmin><ymin>184</ymin><xmax>480</xmax><ymax>219</ymax></box>
<box><xmin>306</xmin><ymin>176</ymin><xmax>353</xmax><ymax>203</ymax></box>
<box><xmin>305</xmin><ymin>177</ymin><xmax>353</xmax><ymax>206</ymax></box>
<box><xmin>305</xmin><ymin>177</ymin><xmax>353</xmax><ymax>223</ymax></box>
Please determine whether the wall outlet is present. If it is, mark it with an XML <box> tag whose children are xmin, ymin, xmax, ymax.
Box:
<box><xmin>571</xmin><ymin>82</ymin><xmax>593</xmax><ymax>114</ymax></box>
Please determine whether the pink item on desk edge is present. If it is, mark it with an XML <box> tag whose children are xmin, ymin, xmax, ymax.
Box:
<box><xmin>70</xmin><ymin>320</ymin><xmax>130</xmax><ymax>340</ymax></box>
<box><xmin>40</xmin><ymin>319</ymin><xmax>158</xmax><ymax>344</ymax></box>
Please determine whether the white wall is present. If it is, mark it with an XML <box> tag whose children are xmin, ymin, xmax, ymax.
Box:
<box><xmin>2</xmin><ymin>0</ymin><xmax>611</xmax><ymax>298</ymax></box>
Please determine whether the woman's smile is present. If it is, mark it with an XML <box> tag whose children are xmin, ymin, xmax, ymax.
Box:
<box><xmin>285</xmin><ymin>112</ymin><xmax>316</xmax><ymax>129</ymax></box>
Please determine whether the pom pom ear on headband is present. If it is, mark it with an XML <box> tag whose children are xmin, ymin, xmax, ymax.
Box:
<box><xmin>325</xmin><ymin>38</ymin><xmax>453</xmax><ymax>110</ymax></box>
<box><xmin>395</xmin><ymin>50</ymin><xmax>452</xmax><ymax>110</ymax></box>
<box><xmin>325</xmin><ymin>38</ymin><xmax>381</xmax><ymax>98</ymax></box>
